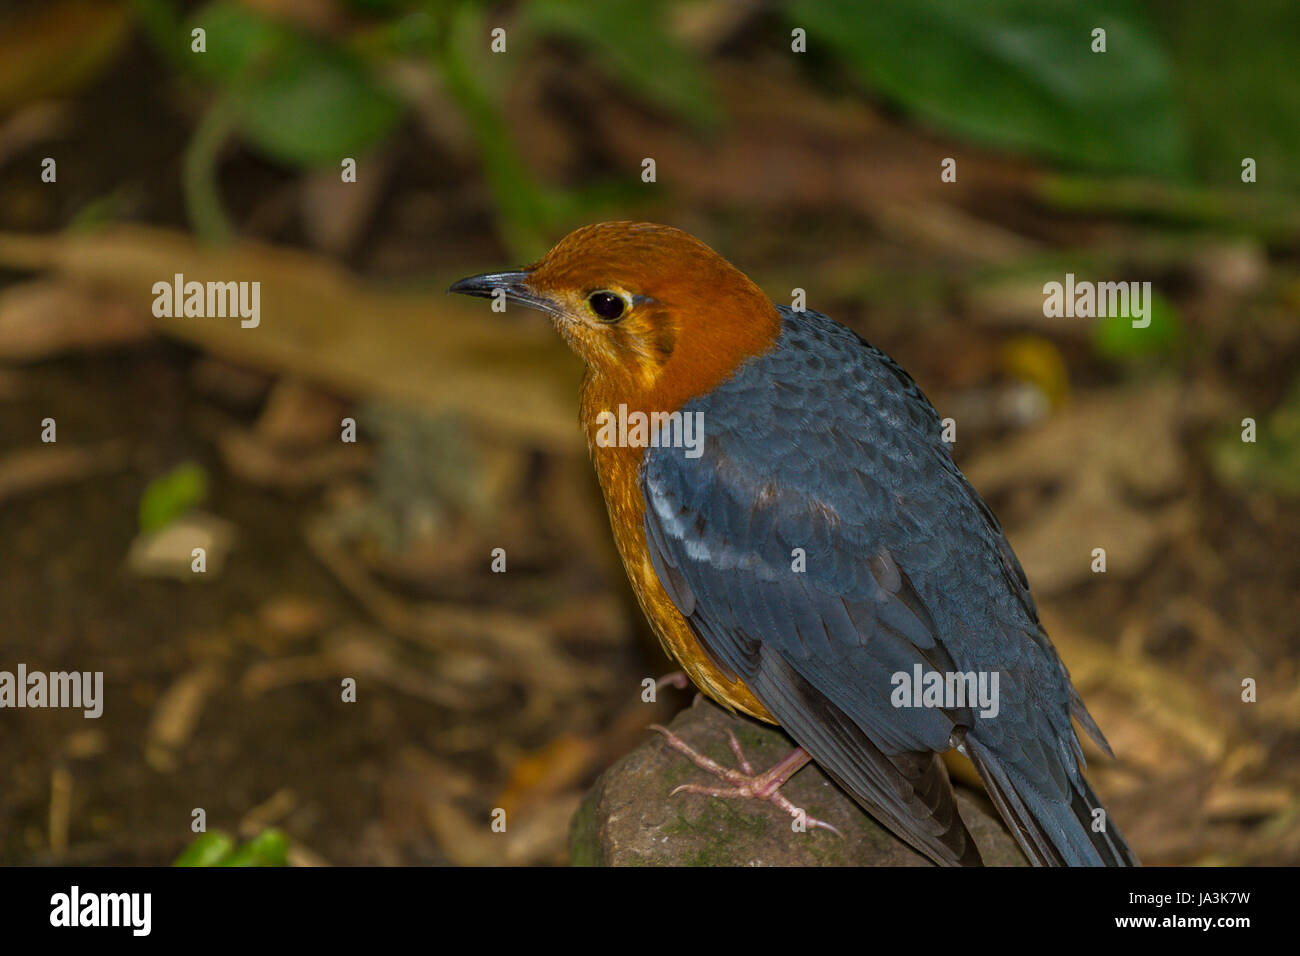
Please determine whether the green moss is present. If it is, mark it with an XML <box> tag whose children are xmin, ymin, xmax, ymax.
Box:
<box><xmin>660</xmin><ymin>757</ymin><xmax>696</xmax><ymax>791</ymax></box>
<box><xmin>658</xmin><ymin>791</ymin><xmax>779</xmax><ymax>865</ymax></box>
<box><xmin>567</xmin><ymin>788</ymin><xmax>602</xmax><ymax>866</ymax></box>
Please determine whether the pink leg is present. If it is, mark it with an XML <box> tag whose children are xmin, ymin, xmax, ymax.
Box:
<box><xmin>649</xmin><ymin>725</ymin><xmax>842</xmax><ymax>836</ymax></box>
<box><xmin>655</xmin><ymin>671</ymin><xmax>690</xmax><ymax>692</ymax></box>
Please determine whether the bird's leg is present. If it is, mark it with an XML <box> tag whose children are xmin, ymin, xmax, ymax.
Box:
<box><xmin>649</xmin><ymin>725</ymin><xmax>842</xmax><ymax>836</ymax></box>
<box><xmin>655</xmin><ymin>671</ymin><xmax>689</xmax><ymax>692</ymax></box>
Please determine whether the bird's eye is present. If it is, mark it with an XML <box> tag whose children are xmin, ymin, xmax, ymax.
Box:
<box><xmin>586</xmin><ymin>290</ymin><xmax>626</xmax><ymax>321</ymax></box>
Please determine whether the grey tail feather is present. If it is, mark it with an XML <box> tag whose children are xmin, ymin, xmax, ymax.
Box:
<box><xmin>816</xmin><ymin>759</ymin><xmax>984</xmax><ymax>867</ymax></box>
<box><xmin>1076</xmin><ymin>774</ymin><xmax>1141</xmax><ymax>866</ymax></box>
<box><xmin>965</xmin><ymin>737</ymin><xmax>1139</xmax><ymax>867</ymax></box>
<box><xmin>1069</xmin><ymin>684</ymin><xmax>1115</xmax><ymax>759</ymax></box>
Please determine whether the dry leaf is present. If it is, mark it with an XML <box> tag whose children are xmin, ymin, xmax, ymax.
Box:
<box><xmin>964</xmin><ymin>384</ymin><xmax>1207</xmax><ymax>594</ymax></box>
<box><xmin>144</xmin><ymin>663</ymin><xmax>224</xmax><ymax>771</ymax></box>
<box><xmin>0</xmin><ymin>279</ymin><xmax>149</xmax><ymax>359</ymax></box>
<box><xmin>0</xmin><ymin>440</ymin><xmax>127</xmax><ymax>503</ymax></box>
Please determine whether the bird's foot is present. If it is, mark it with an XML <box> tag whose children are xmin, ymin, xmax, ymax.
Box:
<box><xmin>648</xmin><ymin>725</ymin><xmax>842</xmax><ymax>836</ymax></box>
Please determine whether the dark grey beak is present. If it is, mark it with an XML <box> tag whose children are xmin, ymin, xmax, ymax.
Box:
<box><xmin>447</xmin><ymin>270</ymin><xmax>559</xmax><ymax>316</ymax></box>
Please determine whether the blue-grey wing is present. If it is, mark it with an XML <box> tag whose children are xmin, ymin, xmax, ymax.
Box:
<box><xmin>641</xmin><ymin>309</ymin><xmax>1133</xmax><ymax>866</ymax></box>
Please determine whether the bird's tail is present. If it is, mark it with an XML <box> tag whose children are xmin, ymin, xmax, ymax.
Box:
<box><xmin>965</xmin><ymin>737</ymin><xmax>1139</xmax><ymax>866</ymax></box>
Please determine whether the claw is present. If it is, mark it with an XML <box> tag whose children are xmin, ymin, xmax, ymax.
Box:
<box><xmin>649</xmin><ymin>724</ymin><xmax>842</xmax><ymax>836</ymax></box>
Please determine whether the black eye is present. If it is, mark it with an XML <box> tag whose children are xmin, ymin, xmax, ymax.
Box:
<box><xmin>587</xmin><ymin>290</ymin><xmax>626</xmax><ymax>321</ymax></box>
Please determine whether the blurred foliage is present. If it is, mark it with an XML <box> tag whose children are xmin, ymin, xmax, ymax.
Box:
<box><xmin>433</xmin><ymin>2</ymin><xmax>561</xmax><ymax>261</ymax></box>
<box><xmin>1092</xmin><ymin>291</ymin><xmax>1184</xmax><ymax>362</ymax></box>
<box><xmin>187</xmin><ymin>1</ymin><xmax>405</xmax><ymax>167</ymax></box>
<box><xmin>1000</xmin><ymin>336</ymin><xmax>1069</xmax><ymax>409</ymax></box>
<box><xmin>1150</xmin><ymin>0</ymin><xmax>1300</xmax><ymax>190</ymax></box>
<box><xmin>1036</xmin><ymin>174</ymin><xmax>1300</xmax><ymax>241</ymax></box>
<box><xmin>519</xmin><ymin>0</ymin><xmax>719</xmax><ymax>128</ymax></box>
<box><xmin>790</xmin><ymin>0</ymin><xmax>1188</xmax><ymax>177</ymax></box>
<box><xmin>3</xmin><ymin>1</ymin><xmax>1297</xmax><ymax>250</ymax></box>
<box><xmin>138</xmin><ymin>461</ymin><xmax>210</xmax><ymax>532</ymax></box>
<box><xmin>1211</xmin><ymin>377</ymin><xmax>1300</xmax><ymax>500</ymax></box>
<box><xmin>173</xmin><ymin>828</ymin><xmax>290</xmax><ymax>866</ymax></box>
<box><xmin>0</xmin><ymin>0</ymin><xmax>131</xmax><ymax>115</ymax></box>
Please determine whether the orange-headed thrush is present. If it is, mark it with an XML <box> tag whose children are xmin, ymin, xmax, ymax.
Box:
<box><xmin>451</xmin><ymin>221</ymin><xmax>1137</xmax><ymax>867</ymax></box>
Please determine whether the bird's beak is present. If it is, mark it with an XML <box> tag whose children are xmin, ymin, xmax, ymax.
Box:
<box><xmin>447</xmin><ymin>270</ymin><xmax>560</xmax><ymax>317</ymax></box>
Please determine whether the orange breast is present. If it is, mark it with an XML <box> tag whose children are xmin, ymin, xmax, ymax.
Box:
<box><xmin>569</xmin><ymin>260</ymin><xmax>784</xmax><ymax>724</ymax></box>
<box><xmin>585</xmin><ymin>429</ymin><xmax>774</xmax><ymax>723</ymax></box>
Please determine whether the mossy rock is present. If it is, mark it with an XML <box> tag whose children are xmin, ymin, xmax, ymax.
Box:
<box><xmin>570</xmin><ymin>696</ymin><xmax>1027</xmax><ymax>867</ymax></box>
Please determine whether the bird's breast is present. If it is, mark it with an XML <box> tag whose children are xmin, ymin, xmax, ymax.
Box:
<box><xmin>581</xmin><ymin>398</ymin><xmax>773</xmax><ymax>723</ymax></box>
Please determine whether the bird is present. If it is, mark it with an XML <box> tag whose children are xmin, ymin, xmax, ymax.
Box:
<box><xmin>450</xmin><ymin>221</ymin><xmax>1138</xmax><ymax>866</ymax></box>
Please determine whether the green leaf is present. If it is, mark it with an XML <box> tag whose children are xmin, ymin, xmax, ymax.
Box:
<box><xmin>790</xmin><ymin>0</ymin><xmax>1188</xmax><ymax>176</ymax></box>
<box><xmin>139</xmin><ymin>461</ymin><xmax>209</xmax><ymax>533</ymax></box>
<box><xmin>172</xmin><ymin>829</ymin><xmax>290</xmax><ymax>866</ymax></box>
<box><xmin>523</xmin><ymin>0</ymin><xmax>719</xmax><ymax>128</ymax></box>
<box><xmin>1092</xmin><ymin>290</ymin><xmax>1183</xmax><ymax>359</ymax></box>
<box><xmin>219</xmin><ymin>828</ymin><xmax>290</xmax><ymax>867</ymax></box>
<box><xmin>173</xmin><ymin>831</ymin><xmax>235</xmax><ymax>867</ymax></box>
<box><xmin>188</xmin><ymin>1</ymin><xmax>404</xmax><ymax>167</ymax></box>
<box><xmin>1149</xmin><ymin>0</ymin><xmax>1300</xmax><ymax>189</ymax></box>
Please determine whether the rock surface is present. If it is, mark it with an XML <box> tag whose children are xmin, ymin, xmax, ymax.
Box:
<box><xmin>570</xmin><ymin>696</ymin><xmax>1026</xmax><ymax>866</ymax></box>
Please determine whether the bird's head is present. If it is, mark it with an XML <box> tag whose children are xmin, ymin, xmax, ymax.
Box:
<box><xmin>449</xmin><ymin>222</ymin><xmax>781</xmax><ymax>409</ymax></box>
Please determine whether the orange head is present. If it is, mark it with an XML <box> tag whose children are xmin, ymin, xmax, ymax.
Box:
<box><xmin>449</xmin><ymin>222</ymin><xmax>782</xmax><ymax>412</ymax></box>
